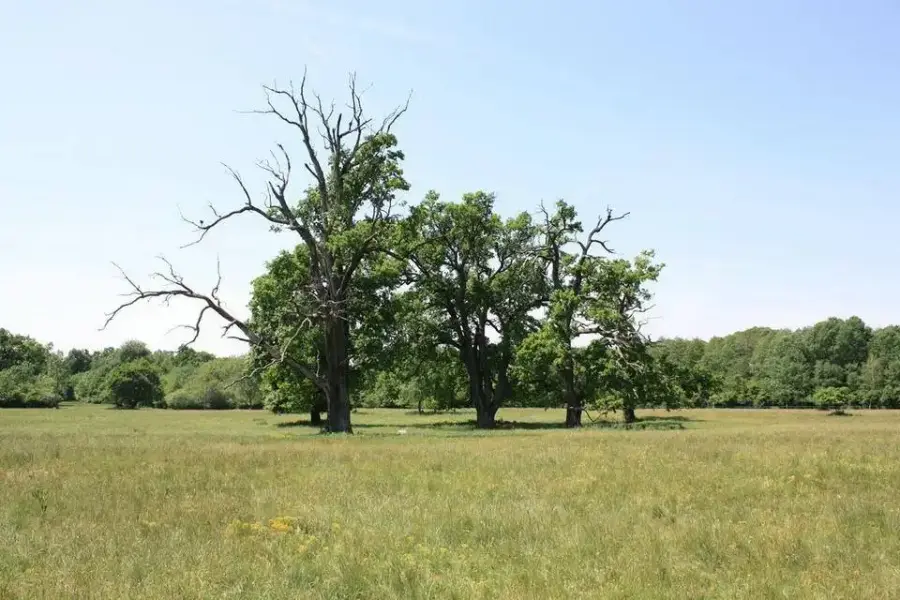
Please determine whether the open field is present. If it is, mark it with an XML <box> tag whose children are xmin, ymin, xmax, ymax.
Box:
<box><xmin>2</xmin><ymin>406</ymin><xmax>900</xmax><ymax>599</ymax></box>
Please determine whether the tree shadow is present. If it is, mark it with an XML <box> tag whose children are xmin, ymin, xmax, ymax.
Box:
<box><xmin>276</xmin><ymin>419</ymin><xmax>324</xmax><ymax>429</ymax></box>
<box><xmin>352</xmin><ymin>416</ymin><xmax>692</xmax><ymax>431</ymax></box>
<box><xmin>273</xmin><ymin>413</ymin><xmax>698</xmax><ymax>432</ymax></box>
<box><xmin>635</xmin><ymin>415</ymin><xmax>700</xmax><ymax>423</ymax></box>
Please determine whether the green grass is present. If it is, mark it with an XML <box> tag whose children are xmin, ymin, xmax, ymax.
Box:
<box><xmin>2</xmin><ymin>405</ymin><xmax>900</xmax><ymax>598</ymax></box>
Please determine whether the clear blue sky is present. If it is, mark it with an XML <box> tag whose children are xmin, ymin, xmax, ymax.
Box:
<box><xmin>2</xmin><ymin>0</ymin><xmax>899</xmax><ymax>355</ymax></box>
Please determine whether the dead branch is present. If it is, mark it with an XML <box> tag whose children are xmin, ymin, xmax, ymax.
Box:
<box><xmin>102</xmin><ymin>259</ymin><xmax>326</xmax><ymax>390</ymax></box>
<box><xmin>577</xmin><ymin>207</ymin><xmax>630</xmax><ymax>257</ymax></box>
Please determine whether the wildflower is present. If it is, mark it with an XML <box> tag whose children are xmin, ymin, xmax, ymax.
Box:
<box><xmin>269</xmin><ymin>517</ymin><xmax>297</xmax><ymax>533</ymax></box>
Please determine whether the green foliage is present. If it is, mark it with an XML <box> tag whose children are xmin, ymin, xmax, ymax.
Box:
<box><xmin>653</xmin><ymin>316</ymin><xmax>889</xmax><ymax>410</ymax></box>
<box><xmin>0</xmin><ymin>328</ymin><xmax>49</xmax><ymax>372</ymax></box>
<box><xmin>163</xmin><ymin>357</ymin><xmax>264</xmax><ymax>410</ymax></box>
<box><xmin>513</xmin><ymin>201</ymin><xmax>663</xmax><ymax>424</ymax></box>
<box><xmin>117</xmin><ymin>340</ymin><xmax>152</xmax><ymax>364</ymax></box>
<box><xmin>105</xmin><ymin>360</ymin><xmax>164</xmax><ymax>409</ymax></box>
<box><xmin>395</xmin><ymin>190</ymin><xmax>544</xmax><ymax>426</ymax></box>
<box><xmin>358</xmin><ymin>350</ymin><xmax>468</xmax><ymax>412</ymax></box>
<box><xmin>812</xmin><ymin>386</ymin><xmax>850</xmax><ymax>414</ymax></box>
<box><xmin>0</xmin><ymin>365</ymin><xmax>61</xmax><ymax>408</ymax></box>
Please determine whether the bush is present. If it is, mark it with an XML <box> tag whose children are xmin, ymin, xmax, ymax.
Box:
<box><xmin>164</xmin><ymin>357</ymin><xmax>263</xmax><ymax>410</ymax></box>
<box><xmin>163</xmin><ymin>389</ymin><xmax>204</xmax><ymax>410</ymax></box>
<box><xmin>812</xmin><ymin>386</ymin><xmax>850</xmax><ymax>415</ymax></box>
<box><xmin>106</xmin><ymin>360</ymin><xmax>164</xmax><ymax>409</ymax></box>
<box><xmin>164</xmin><ymin>386</ymin><xmax>240</xmax><ymax>410</ymax></box>
<box><xmin>0</xmin><ymin>367</ymin><xmax>62</xmax><ymax>408</ymax></box>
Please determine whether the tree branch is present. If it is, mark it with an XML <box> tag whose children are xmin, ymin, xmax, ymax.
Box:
<box><xmin>102</xmin><ymin>259</ymin><xmax>326</xmax><ymax>390</ymax></box>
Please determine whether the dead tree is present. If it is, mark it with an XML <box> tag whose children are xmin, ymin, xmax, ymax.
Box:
<box><xmin>103</xmin><ymin>71</ymin><xmax>410</xmax><ymax>433</ymax></box>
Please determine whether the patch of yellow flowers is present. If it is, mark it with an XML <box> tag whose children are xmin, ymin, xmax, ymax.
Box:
<box><xmin>225</xmin><ymin>516</ymin><xmax>326</xmax><ymax>555</ymax></box>
<box><xmin>226</xmin><ymin>516</ymin><xmax>307</xmax><ymax>536</ymax></box>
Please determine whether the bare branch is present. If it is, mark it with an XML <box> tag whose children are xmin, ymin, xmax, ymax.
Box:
<box><xmin>102</xmin><ymin>259</ymin><xmax>327</xmax><ymax>390</ymax></box>
<box><xmin>179</xmin><ymin>166</ymin><xmax>292</xmax><ymax>248</ymax></box>
<box><xmin>577</xmin><ymin>207</ymin><xmax>630</xmax><ymax>257</ymax></box>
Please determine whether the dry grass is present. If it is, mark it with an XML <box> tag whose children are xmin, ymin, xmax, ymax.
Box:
<box><xmin>2</xmin><ymin>405</ymin><xmax>900</xmax><ymax>598</ymax></box>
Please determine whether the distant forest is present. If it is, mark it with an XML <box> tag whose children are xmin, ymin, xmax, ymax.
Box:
<box><xmin>2</xmin><ymin>316</ymin><xmax>898</xmax><ymax>416</ymax></box>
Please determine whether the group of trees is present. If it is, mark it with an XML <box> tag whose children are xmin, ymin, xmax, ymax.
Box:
<box><xmin>97</xmin><ymin>73</ymin><xmax>661</xmax><ymax>432</ymax></box>
<box><xmin>7</xmin><ymin>74</ymin><xmax>890</xmax><ymax>428</ymax></box>
<box><xmin>653</xmin><ymin>316</ymin><xmax>900</xmax><ymax>411</ymax></box>
<box><xmin>0</xmin><ymin>334</ymin><xmax>264</xmax><ymax>410</ymax></box>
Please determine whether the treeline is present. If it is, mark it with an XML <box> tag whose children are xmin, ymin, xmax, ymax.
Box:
<box><xmin>654</xmin><ymin>316</ymin><xmax>900</xmax><ymax>409</ymax></box>
<box><xmin>0</xmin><ymin>332</ymin><xmax>263</xmax><ymax>410</ymax></box>
<box><xmin>4</xmin><ymin>315</ymin><xmax>896</xmax><ymax>415</ymax></box>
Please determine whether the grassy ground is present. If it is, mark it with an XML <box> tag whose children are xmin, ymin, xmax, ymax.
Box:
<box><xmin>2</xmin><ymin>405</ymin><xmax>900</xmax><ymax>599</ymax></box>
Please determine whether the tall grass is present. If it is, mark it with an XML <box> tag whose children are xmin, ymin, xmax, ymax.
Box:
<box><xmin>1</xmin><ymin>406</ymin><xmax>899</xmax><ymax>598</ymax></box>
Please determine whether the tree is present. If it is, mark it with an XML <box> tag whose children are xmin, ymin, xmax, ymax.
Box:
<box><xmin>395</xmin><ymin>191</ymin><xmax>544</xmax><ymax>428</ymax></box>
<box><xmin>65</xmin><ymin>349</ymin><xmax>93</xmax><ymax>375</ymax></box>
<box><xmin>117</xmin><ymin>340</ymin><xmax>152</xmax><ymax>364</ymax></box>
<box><xmin>0</xmin><ymin>328</ymin><xmax>49</xmax><ymax>373</ymax></box>
<box><xmin>699</xmin><ymin>327</ymin><xmax>782</xmax><ymax>407</ymax></box>
<box><xmin>648</xmin><ymin>338</ymin><xmax>719</xmax><ymax>407</ymax></box>
<box><xmin>105</xmin><ymin>360</ymin><xmax>164</xmax><ymax>409</ymax></box>
<box><xmin>518</xmin><ymin>201</ymin><xmax>661</xmax><ymax>426</ymax></box>
<box><xmin>104</xmin><ymin>72</ymin><xmax>410</xmax><ymax>433</ymax></box>
<box><xmin>595</xmin><ymin>340</ymin><xmax>680</xmax><ymax>422</ymax></box>
<box><xmin>812</xmin><ymin>386</ymin><xmax>849</xmax><ymax>415</ymax></box>
<box><xmin>754</xmin><ymin>331</ymin><xmax>813</xmax><ymax>407</ymax></box>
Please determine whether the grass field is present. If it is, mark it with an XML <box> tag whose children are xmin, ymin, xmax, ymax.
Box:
<box><xmin>2</xmin><ymin>405</ymin><xmax>900</xmax><ymax>599</ymax></box>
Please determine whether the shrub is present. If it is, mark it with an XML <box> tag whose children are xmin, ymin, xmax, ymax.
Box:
<box><xmin>0</xmin><ymin>367</ymin><xmax>62</xmax><ymax>408</ymax></box>
<box><xmin>106</xmin><ymin>360</ymin><xmax>164</xmax><ymax>409</ymax></box>
<box><xmin>812</xmin><ymin>386</ymin><xmax>850</xmax><ymax>415</ymax></box>
<box><xmin>163</xmin><ymin>389</ymin><xmax>204</xmax><ymax>410</ymax></box>
<box><xmin>164</xmin><ymin>357</ymin><xmax>263</xmax><ymax>410</ymax></box>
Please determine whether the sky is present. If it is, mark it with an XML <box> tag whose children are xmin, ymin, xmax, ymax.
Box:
<box><xmin>2</xmin><ymin>0</ymin><xmax>900</xmax><ymax>355</ymax></box>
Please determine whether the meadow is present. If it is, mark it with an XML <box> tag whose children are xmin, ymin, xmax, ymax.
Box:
<box><xmin>2</xmin><ymin>406</ymin><xmax>900</xmax><ymax>599</ymax></box>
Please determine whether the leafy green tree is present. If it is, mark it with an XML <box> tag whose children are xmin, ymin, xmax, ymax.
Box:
<box><xmin>105</xmin><ymin>359</ymin><xmax>164</xmax><ymax>409</ymax></box>
<box><xmin>649</xmin><ymin>339</ymin><xmax>719</xmax><ymax>407</ymax></box>
<box><xmin>247</xmin><ymin>240</ymin><xmax>398</xmax><ymax>422</ymax></box>
<box><xmin>117</xmin><ymin>340</ymin><xmax>151</xmax><ymax>364</ymax></box>
<box><xmin>594</xmin><ymin>341</ymin><xmax>681</xmax><ymax>421</ymax></box>
<box><xmin>515</xmin><ymin>201</ymin><xmax>662</xmax><ymax>425</ymax></box>
<box><xmin>0</xmin><ymin>329</ymin><xmax>61</xmax><ymax>408</ymax></box>
<box><xmin>0</xmin><ymin>365</ymin><xmax>61</xmax><ymax>408</ymax></box>
<box><xmin>395</xmin><ymin>191</ymin><xmax>543</xmax><ymax>428</ymax></box>
<box><xmin>65</xmin><ymin>349</ymin><xmax>93</xmax><ymax>375</ymax></box>
<box><xmin>0</xmin><ymin>328</ymin><xmax>49</xmax><ymax>373</ymax></box>
<box><xmin>699</xmin><ymin>327</ymin><xmax>781</xmax><ymax>407</ymax></box>
<box><xmin>358</xmin><ymin>347</ymin><xmax>468</xmax><ymax>412</ymax></box>
<box><xmin>812</xmin><ymin>386</ymin><xmax>849</xmax><ymax>415</ymax></box>
<box><xmin>753</xmin><ymin>331</ymin><xmax>813</xmax><ymax>407</ymax></box>
<box><xmin>104</xmin><ymin>73</ymin><xmax>410</xmax><ymax>433</ymax></box>
<box><xmin>172</xmin><ymin>345</ymin><xmax>216</xmax><ymax>367</ymax></box>
<box><xmin>857</xmin><ymin>326</ymin><xmax>900</xmax><ymax>408</ymax></box>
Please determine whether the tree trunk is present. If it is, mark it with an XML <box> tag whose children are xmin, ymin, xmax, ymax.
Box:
<box><xmin>463</xmin><ymin>350</ymin><xmax>497</xmax><ymax>429</ymax></box>
<box><xmin>475</xmin><ymin>404</ymin><xmax>497</xmax><ymax>429</ymax></box>
<box><xmin>565</xmin><ymin>397</ymin><xmax>582</xmax><ymax>427</ymax></box>
<box><xmin>310</xmin><ymin>406</ymin><xmax>322</xmax><ymax>426</ymax></box>
<box><xmin>324</xmin><ymin>318</ymin><xmax>352</xmax><ymax>433</ymax></box>
<box><xmin>562</xmin><ymin>357</ymin><xmax>581</xmax><ymax>428</ymax></box>
<box><xmin>622</xmin><ymin>404</ymin><xmax>636</xmax><ymax>424</ymax></box>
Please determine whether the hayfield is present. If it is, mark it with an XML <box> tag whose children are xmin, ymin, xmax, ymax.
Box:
<box><xmin>2</xmin><ymin>406</ymin><xmax>900</xmax><ymax>599</ymax></box>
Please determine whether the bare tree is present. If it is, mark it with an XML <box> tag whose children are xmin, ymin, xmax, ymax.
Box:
<box><xmin>104</xmin><ymin>71</ymin><xmax>411</xmax><ymax>433</ymax></box>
